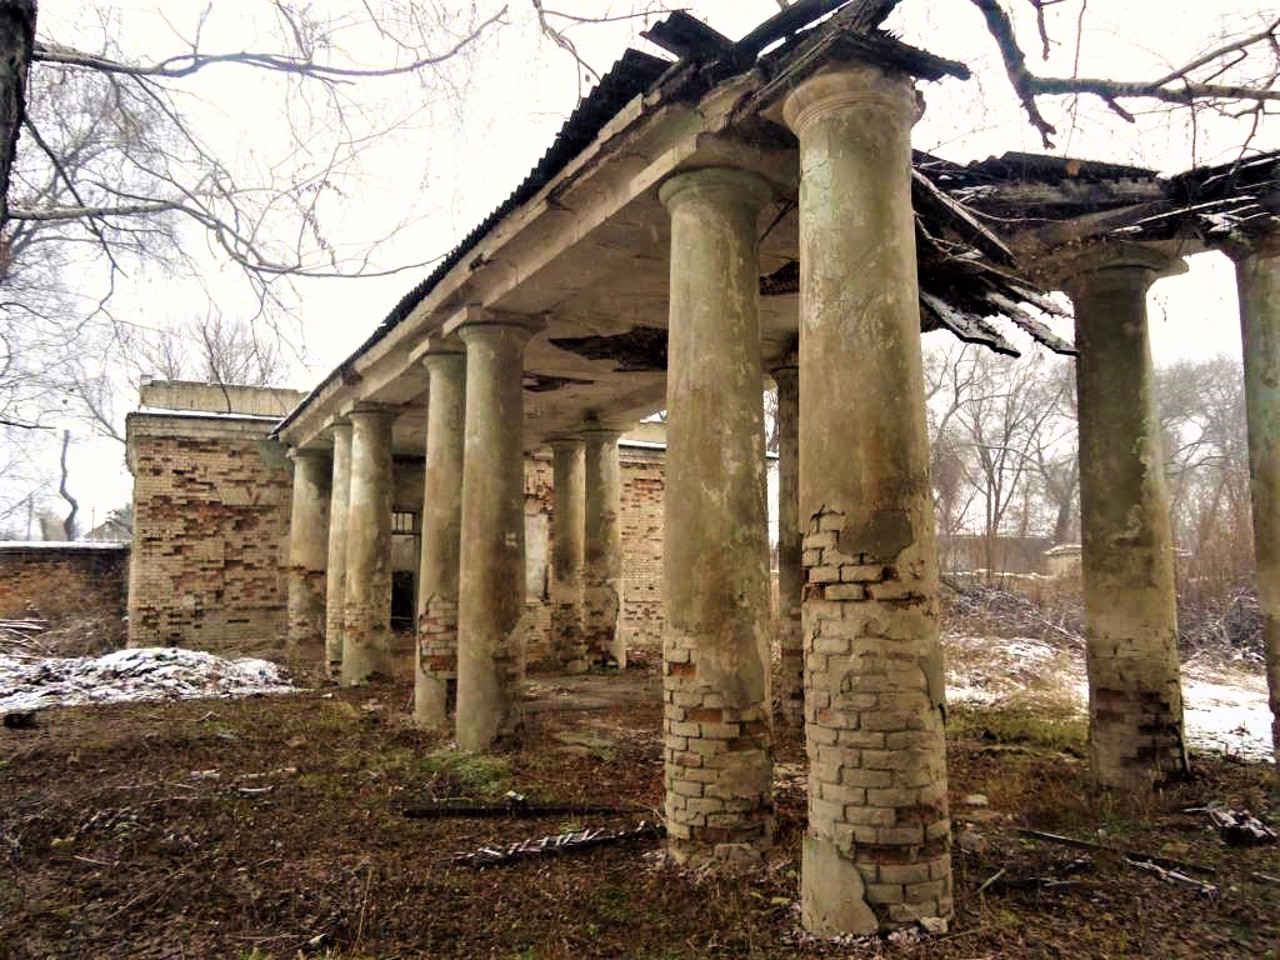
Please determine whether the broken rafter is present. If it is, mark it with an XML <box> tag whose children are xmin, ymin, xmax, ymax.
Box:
<box><xmin>919</xmin><ymin>291</ymin><xmax>1019</xmax><ymax>356</ymax></box>
<box><xmin>982</xmin><ymin>291</ymin><xmax>1075</xmax><ymax>355</ymax></box>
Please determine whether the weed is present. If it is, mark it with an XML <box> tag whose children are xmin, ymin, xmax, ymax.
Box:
<box><xmin>948</xmin><ymin>702</ymin><xmax>1088</xmax><ymax>754</ymax></box>
<box><xmin>416</xmin><ymin>748</ymin><xmax>511</xmax><ymax>800</ymax></box>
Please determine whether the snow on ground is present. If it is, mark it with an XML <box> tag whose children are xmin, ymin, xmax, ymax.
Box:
<box><xmin>0</xmin><ymin>647</ymin><xmax>296</xmax><ymax>714</ymax></box>
<box><xmin>944</xmin><ymin>634</ymin><xmax>1274</xmax><ymax>762</ymax></box>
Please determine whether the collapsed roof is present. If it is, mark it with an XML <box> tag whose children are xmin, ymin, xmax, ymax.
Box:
<box><xmin>274</xmin><ymin>0</ymin><xmax>1277</xmax><ymax>452</ymax></box>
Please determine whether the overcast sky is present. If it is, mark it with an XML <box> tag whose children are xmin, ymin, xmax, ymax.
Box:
<box><xmin>20</xmin><ymin>0</ymin><xmax>1277</xmax><ymax>530</ymax></box>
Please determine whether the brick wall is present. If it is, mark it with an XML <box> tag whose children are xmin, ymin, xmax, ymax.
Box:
<box><xmin>0</xmin><ymin>544</ymin><xmax>129</xmax><ymax>642</ymax></box>
<box><xmin>126</xmin><ymin>414</ymin><xmax>294</xmax><ymax>657</ymax></box>
<box><xmin>619</xmin><ymin>446</ymin><xmax>665</xmax><ymax>653</ymax></box>
<box><xmin>127</xmin><ymin>406</ymin><xmax>667</xmax><ymax>666</ymax></box>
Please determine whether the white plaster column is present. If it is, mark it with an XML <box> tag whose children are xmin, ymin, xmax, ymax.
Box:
<box><xmin>550</xmin><ymin>436</ymin><xmax>587</xmax><ymax>673</ymax></box>
<box><xmin>583</xmin><ymin>425</ymin><xmax>625</xmax><ymax>669</ymax></box>
<box><xmin>342</xmin><ymin>404</ymin><xmax>397</xmax><ymax>685</ymax></box>
<box><xmin>286</xmin><ymin>448</ymin><xmax>331</xmax><ymax>666</ymax></box>
<box><xmin>324</xmin><ymin>421</ymin><xmax>353</xmax><ymax>676</ymax></box>
<box><xmin>414</xmin><ymin>343</ymin><xmax>466</xmax><ymax>730</ymax></box>
<box><xmin>1226</xmin><ymin>233</ymin><xmax>1280</xmax><ymax>763</ymax></box>
<box><xmin>771</xmin><ymin>360</ymin><xmax>803</xmax><ymax>726</ymax></box>
<box><xmin>659</xmin><ymin>166</ymin><xmax>774</xmax><ymax>866</ymax></box>
<box><xmin>1061</xmin><ymin>244</ymin><xmax>1187</xmax><ymax>788</ymax></box>
<box><xmin>784</xmin><ymin>65</ymin><xmax>950</xmax><ymax>934</ymax></box>
<box><xmin>455</xmin><ymin>317</ymin><xmax>538</xmax><ymax>751</ymax></box>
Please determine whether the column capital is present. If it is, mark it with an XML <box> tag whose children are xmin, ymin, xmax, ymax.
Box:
<box><xmin>1050</xmin><ymin>241</ymin><xmax>1188</xmax><ymax>299</ymax></box>
<box><xmin>768</xmin><ymin>352</ymin><xmax>799</xmax><ymax>379</ymax></box>
<box><xmin>443</xmin><ymin>304</ymin><xmax>545</xmax><ymax>341</ymax></box>
<box><xmin>579</xmin><ymin>418</ymin><xmax>631</xmax><ymax>440</ymax></box>
<box><xmin>782</xmin><ymin>64</ymin><xmax>922</xmax><ymax>139</ymax></box>
<box><xmin>323</xmin><ymin>418</ymin><xmax>352</xmax><ymax>442</ymax></box>
<box><xmin>658</xmin><ymin>166</ymin><xmax>773</xmax><ymax>215</ymax></box>
<box><xmin>410</xmin><ymin>334</ymin><xmax>466</xmax><ymax>368</ymax></box>
<box><xmin>1218</xmin><ymin>228</ymin><xmax>1280</xmax><ymax>264</ymax></box>
<box><xmin>287</xmin><ymin>446</ymin><xmax>331</xmax><ymax>462</ymax></box>
<box><xmin>547</xmin><ymin>434</ymin><xmax>585</xmax><ymax>449</ymax></box>
<box><xmin>345</xmin><ymin>402</ymin><xmax>400</xmax><ymax>424</ymax></box>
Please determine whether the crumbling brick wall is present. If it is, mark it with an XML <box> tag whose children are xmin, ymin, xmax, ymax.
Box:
<box><xmin>0</xmin><ymin>544</ymin><xmax>129</xmax><ymax>643</ymax></box>
<box><xmin>126</xmin><ymin>395</ymin><xmax>667</xmax><ymax>666</ymax></box>
<box><xmin>126</xmin><ymin>416</ymin><xmax>294</xmax><ymax>658</ymax></box>
<box><xmin>619</xmin><ymin>446</ymin><xmax>665</xmax><ymax>652</ymax></box>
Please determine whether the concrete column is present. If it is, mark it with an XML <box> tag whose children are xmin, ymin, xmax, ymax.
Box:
<box><xmin>772</xmin><ymin>360</ymin><xmax>803</xmax><ymax>726</ymax></box>
<box><xmin>659</xmin><ymin>166</ymin><xmax>774</xmax><ymax>866</ymax></box>
<box><xmin>455</xmin><ymin>317</ymin><xmax>538</xmax><ymax>751</ymax></box>
<box><xmin>1227</xmin><ymin>233</ymin><xmax>1280</xmax><ymax>763</ymax></box>
<box><xmin>583</xmin><ymin>426</ymin><xmax>625</xmax><ymax>669</ymax></box>
<box><xmin>550</xmin><ymin>437</ymin><xmax>587</xmax><ymax>673</ymax></box>
<box><xmin>414</xmin><ymin>343</ymin><xmax>466</xmax><ymax>730</ymax></box>
<box><xmin>1062</xmin><ymin>244</ymin><xmax>1187</xmax><ymax>788</ymax></box>
<box><xmin>342</xmin><ymin>404</ymin><xmax>397</xmax><ymax>685</ymax></box>
<box><xmin>287</xmin><ymin>449</ymin><xmax>331</xmax><ymax>666</ymax></box>
<box><xmin>784</xmin><ymin>66</ymin><xmax>950</xmax><ymax>934</ymax></box>
<box><xmin>324</xmin><ymin>422</ymin><xmax>353</xmax><ymax>676</ymax></box>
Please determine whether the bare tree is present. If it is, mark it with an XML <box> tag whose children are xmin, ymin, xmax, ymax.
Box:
<box><xmin>1158</xmin><ymin>355</ymin><xmax>1253</xmax><ymax>596</ymax></box>
<box><xmin>926</xmin><ymin>340</ymin><xmax>1077</xmax><ymax>575</ymax></box>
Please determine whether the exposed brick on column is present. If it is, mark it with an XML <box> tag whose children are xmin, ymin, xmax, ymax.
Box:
<box><xmin>784</xmin><ymin>64</ymin><xmax>951</xmax><ymax>934</ymax></box>
<box><xmin>550</xmin><ymin>437</ymin><xmax>587</xmax><ymax>673</ymax></box>
<box><xmin>342</xmin><ymin>406</ymin><xmax>397</xmax><ymax>685</ymax></box>
<box><xmin>772</xmin><ymin>361</ymin><xmax>803</xmax><ymax>725</ymax></box>
<box><xmin>415</xmin><ymin>345</ymin><xmax>466</xmax><ymax>729</ymax></box>
<box><xmin>455</xmin><ymin>317</ymin><xmax>539</xmax><ymax>751</ymax></box>
<box><xmin>660</xmin><ymin>167</ymin><xmax>774</xmax><ymax>866</ymax></box>
<box><xmin>286</xmin><ymin>449</ymin><xmax>331</xmax><ymax>668</ymax></box>
<box><xmin>1225</xmin><ymin>232</ymin><xmax>1280</xmax><ymax>764</ymax></box>
<box><xmin>800</xmin><ymin>510</ymin><xmax>950</xmax><ymax>926</ymax></box>
<box><xmin>1062</xmin><ymin>245</ymin><xmax>1188</xmax><ymax>787</ymax></box>
<box><xmin>584</xmin><ymin>427</ymin><xmax>625</xmax><ymax>669</ymax></box>
<box><xmin>324</xmin><ymin>422</ymin><xmax>353</xmax><ymax>676</ymax></box>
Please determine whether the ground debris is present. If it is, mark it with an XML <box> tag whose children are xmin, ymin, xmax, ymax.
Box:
<box><xmin>1185</xmin><ymin>803</ymin><xmax>1278</xmax><ymax>846</ymax></box>
<box><xmin>0</xmin><ymin>646</ymin><xmax>295</xmax><ymax>712</ymax></box>
<box><xmin>449</xmin><ymin>821</ymin><xmax>664</xmax><ymax>867</ymax></box>
<box><xmin>402</xmin><ymin>791</ymin><xmax>647</xmax><ymax>820</ymax></box>
<box><xmin>1017</xmin><ymin>827</ymin><xmax>1218</xmax><ymax>877</ymax></box>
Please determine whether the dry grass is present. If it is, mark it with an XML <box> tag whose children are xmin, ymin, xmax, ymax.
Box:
<box><xmin>0</xmin><ymin>668</ymin><xmax>1276</xmax><ymax>960</ymax></box>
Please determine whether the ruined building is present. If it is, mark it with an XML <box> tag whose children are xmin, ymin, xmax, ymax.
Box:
<box><xmin>123</xmin><ymin>3</ymin><xmax>1278</xmax><ymax>937</ymax></box>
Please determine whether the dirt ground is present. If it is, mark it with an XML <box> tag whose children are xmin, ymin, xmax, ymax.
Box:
<box><xmin>1</xmin><ymin>658</ymin><xmax>1277</xmax><ymax>960</ymax></box>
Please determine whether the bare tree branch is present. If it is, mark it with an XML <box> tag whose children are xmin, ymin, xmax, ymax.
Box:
<box><xmin>974</xmin><ymin>0</ymin><xmax>1280</xmax><ymax>147</ymax></box>
<box><xmin>31</xmin><ymin>8</ymin><xmax>509</xmax><ymax>82</ymax></box>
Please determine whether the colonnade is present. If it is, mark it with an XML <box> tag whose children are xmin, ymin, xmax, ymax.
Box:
<box><xmin>283</xmin><ymin>56</ymin><xmax>1279</xmax><ymax>933</ymax></box>
<box><xmin>286</xmin><ymin>341</ymin><xmax>627</xmax><ymax>747</ymax></box>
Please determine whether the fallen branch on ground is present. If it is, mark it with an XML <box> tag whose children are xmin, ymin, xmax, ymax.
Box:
<box><xmin>402</xmin><ymin>800</ymin><xmax>650</xmax><ymax>820</ymax></box>
<box><xmin>1183</xmin><ymin>804</ymin><xmax>1277</xmax><ymax>846</ymax></box>
<box><xmin>450</xmin><ymin>821</ymin><xmax>664</xmax><ymax>867</ymax></box>
<box><xmin>1016</xmin><ymin>828</ymin><xmax>1218</xmax><ymax>876</ymax></box>
<box><xmin>1126</xmin><ymin>858</ymin><xmax>1219</xmax><ymax>896</ymax></box>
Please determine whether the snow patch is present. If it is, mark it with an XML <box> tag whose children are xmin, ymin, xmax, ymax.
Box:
<box><xmin>0</xmin><ymin>647</ymin><xmax>296</xmax><ymax>713</ymax></box>
<box><xmin>944</xmin><ymin>633</ymin><xmax>1274</xmax><ymax>762</ymax></box>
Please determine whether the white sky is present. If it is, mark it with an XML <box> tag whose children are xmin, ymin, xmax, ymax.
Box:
<box><xmin>16</xmin><ymin>0</ymin><xmax>1275</xmax><ymax>530</ymax></box>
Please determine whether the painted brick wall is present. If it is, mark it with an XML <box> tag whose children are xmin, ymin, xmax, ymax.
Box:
<box><xmin>126</xmin><ymin>416</ymin><xmax>293</xmax><ymax>658</ymax></box>
<box><xmin>0</xmin><ymin>545</ymin><xmax>129</xmax><ymax>642</ymax></box>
